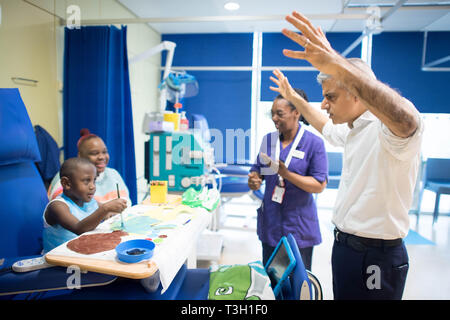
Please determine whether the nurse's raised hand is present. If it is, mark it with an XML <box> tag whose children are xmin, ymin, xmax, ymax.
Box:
<box><xmin>270</xmin><ymin>69</ymin><xmax>306</xmax><ymax>106</ymax></box>
<box><xmin>269</xmin><ymin>69</ymin><xmax>296</xmax><ymax>102</ymax></box>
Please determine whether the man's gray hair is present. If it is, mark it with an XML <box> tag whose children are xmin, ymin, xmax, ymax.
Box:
<box><xmin>316</xmin><ymin>58</ymin><xmax>377</xmax><ymax>85</ymax></box>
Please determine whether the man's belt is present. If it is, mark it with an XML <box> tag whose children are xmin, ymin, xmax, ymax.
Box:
<box><xmin>334</xmin><ymin>228</ymin><xmax>403</xmax><ymax>251</ymax></box>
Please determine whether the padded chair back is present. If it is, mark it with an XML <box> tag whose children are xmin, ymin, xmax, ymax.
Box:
<box><xmin>327</xmin><ymin>152</ymin><xmax>342</xmax><ymax>176</ymax></box>
<box><xmin>326</xmin><ymin>152</ymin><xmax>342</xmax><ymax>189</ymax></box>
<box><xmin>425</xmin><ymin>158</ymin><xmax>450</xmax><ymax>183</ymax></box>
<box><xmin>280</xmin><ymin>234</ymin><xmax>312</xmax><ymax>300</ymax></box>
<box><xmin>0</xmin><ymin>89</ymin><xmax>48</xmax><ymax>257</ymax></box>
<box><xmin>34</xmin><ymin>125</ymin><xmax>61</xmax><ymax>189</ymax></box>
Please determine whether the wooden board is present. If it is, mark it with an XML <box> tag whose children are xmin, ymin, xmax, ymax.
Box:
<box><xmin>45</xmin><ymin>254</ymin><xmax>158</xmax><ymax>279</ymax></box>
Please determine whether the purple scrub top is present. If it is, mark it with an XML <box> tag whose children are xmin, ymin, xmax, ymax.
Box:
<box><xmin>250</xmin><ymin>124</ymin><xmax>328</xmax><ymax>248</ymax></box>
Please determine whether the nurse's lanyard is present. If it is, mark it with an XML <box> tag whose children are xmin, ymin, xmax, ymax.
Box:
<box><xmin>272</xmin><ymin>125</ymin><xmax>305</xmax><ymax>204</ymax></box>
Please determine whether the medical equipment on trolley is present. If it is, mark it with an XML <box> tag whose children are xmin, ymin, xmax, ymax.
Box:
<box><xmin>145</xmin><ymin>130</ymin><xmax>216</xmax><ymax>192</ymax></box>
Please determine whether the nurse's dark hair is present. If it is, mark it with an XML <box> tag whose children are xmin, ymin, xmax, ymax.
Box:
<box><xmin>60</xmin><ymin>157</ymin><xmax>95</xmax><ymax>179</ymax></box>
<box><xmin>275</xmin><ymin>88</ymin><xmax>310</xmax><ymax>126</ymax></box>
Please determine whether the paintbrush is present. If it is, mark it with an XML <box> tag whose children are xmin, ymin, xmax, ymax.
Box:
<box><xmin>117</xmin><ymin>183</ymin><xmax>124</xmax><ymax>230</ymax></box>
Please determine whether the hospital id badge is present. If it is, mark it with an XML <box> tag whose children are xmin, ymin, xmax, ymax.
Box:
<box><xmin>272</xmin><ymin>185</ymin><xmax>285</xmax><ymax>204</ymax></box>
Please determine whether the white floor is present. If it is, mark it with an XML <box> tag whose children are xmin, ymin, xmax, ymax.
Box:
<box><xmin>197</xmin><ymin>189</ymin><xmax>450</xmax><ymax>300</ymax></box>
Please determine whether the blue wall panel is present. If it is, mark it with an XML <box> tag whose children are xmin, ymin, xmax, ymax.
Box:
<box><xmin>426</xmin><ymin>31</ymin><xmax>450</xmax><ymax>68</ymax></box>
<box><xmin>162</xmin><ymin>33</ymin><xmax>253</xmax><ymax>66</ymax></box>
<box><xmin>262</xmin><ymin>32</ymin><xmax>362</xmax><ymax>66</ymax></box>
<box><xmin>180</xmin><ymin>70</ymin><xmax>252</xmax><ymax>163</ymax></box>
<box><xmin>372</xmin><ymin>32</ymin><xmax>450</xmax><ymax>113</ymax></box>
<box><xmin>261</xmin><ymin>70</ymin><xmax>321</xmax><ymax>102</ymax></box>
<box><xmin>162</xmin><ymin>34</ymin><xmax>253</xmax><ymax>163</ymax></box>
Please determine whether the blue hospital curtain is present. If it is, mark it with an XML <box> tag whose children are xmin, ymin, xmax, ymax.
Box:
<box><xmin>63</xmin><ymin>25</ymin><xmax>137</xmax><ymax>204</ymax></box>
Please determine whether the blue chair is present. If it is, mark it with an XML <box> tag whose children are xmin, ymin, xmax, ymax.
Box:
<box><xmin>0</xmin><ymin>89</ymin><xmax>47</xmax><ymax>259</ymax></box>
<box><xmin>326</xmin><ymin>152</ymin><xmax>342</xmax><ymax>189</ymax></box>
<box><xmin>417</xmin><ymin>158</ymin><xmax>450</xmax><ymax>224</ymax></box>
<box><xmin>34</xmin><ymin>125</ymin><xmax>62</xmax><ymax>190</ymax></box>
<box><xmin>0</xmin><ymin>89</ymin><xmax>116</xmax><ymax>299</ymax></box>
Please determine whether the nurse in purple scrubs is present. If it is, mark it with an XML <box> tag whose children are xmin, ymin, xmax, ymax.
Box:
<box><xmin>248</xmin><ymin>89</ymin><xmax>328</xmax><ymax>270</ymax></box>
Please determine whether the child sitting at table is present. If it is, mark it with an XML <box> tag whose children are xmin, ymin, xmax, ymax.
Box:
<box><xmin>42</xmin><ymin>157</ymin><xmax>128</xmax><ymax>253</ymax></box>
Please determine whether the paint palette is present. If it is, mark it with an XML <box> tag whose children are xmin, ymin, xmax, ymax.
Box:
<box><xmin>115</xmin><ymin>239</ymin><xmax>155</xmax><ymax>263</ymax></box>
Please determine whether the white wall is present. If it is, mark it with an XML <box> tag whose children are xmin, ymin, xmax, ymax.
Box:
<box><xmin>0</xmin><ymin>0</ymin><xmax>60</xmax><ymax>145</ymax></box>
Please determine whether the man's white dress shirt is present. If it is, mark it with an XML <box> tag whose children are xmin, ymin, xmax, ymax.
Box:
<box><xmin>322</xmin><ymin>105</ymin><xmax>424</xmax><ymax>239</ymax></box>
